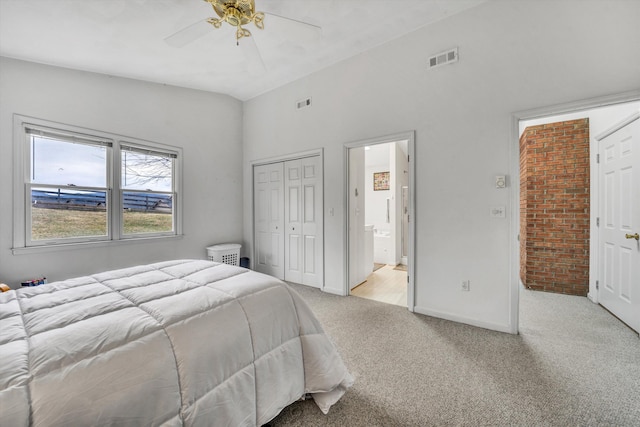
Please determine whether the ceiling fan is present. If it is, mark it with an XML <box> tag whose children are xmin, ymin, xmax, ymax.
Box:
<box><xmin>205</xmin><ymin>0</ymin><xmax>265</xmax><ymax>45</ymax></box>
<box><xmin>165</xmin><ymin>0</ymin><xmax>321</xmax><ymax>72</ymax></box>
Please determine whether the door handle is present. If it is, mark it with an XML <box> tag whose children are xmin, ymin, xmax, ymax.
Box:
<box><xmin>625</xmin><ymin>233</ymin><xmax>639</xmax><ymax>241</ymax></box>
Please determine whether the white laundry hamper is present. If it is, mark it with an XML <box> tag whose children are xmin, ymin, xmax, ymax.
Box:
<box><xmin>206</xmin><ymin>243</ymin><xmax>241</xmax><ymax>266</ymax></box>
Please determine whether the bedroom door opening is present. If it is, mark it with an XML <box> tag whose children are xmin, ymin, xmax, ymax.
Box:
<box><xmin>513</xmin><ymin>95</ymin><xmax>640</xmax><ymax>334</ymax></box>
<box><xmin>344</xmin><ymin>132</ymin><xmax>415</xmax><ymax>311</ymax></box>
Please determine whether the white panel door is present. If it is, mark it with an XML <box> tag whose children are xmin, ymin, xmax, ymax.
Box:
<box><xmin>598</xmin><ymin>114</ymin><xmax>640</xmax><ymax>333</ymax></box>
<box><xmin>284</xmin><ymin>156</ymin><xmax>323</xmax><ymax>287</ymax></box>
<box><xmin>301</xmin><ymin>156</ymin><xmax>323</xmax><ymax>287</ymax></box>
<box><xmin>401</xmin><ymin>185</ymin><xmax>409</xmax><ymax>263</ymax></box>
<box><xmin>284</xmin><ymin>160</ymin><xmax>303</xmax><ymax>284</ymax></box>
<box><xmin>348</xmin><ymin>147</ymin><xmax>366</xmax><ymax>289</ymax></box>
<box><xmin>253</xmin><ymin>163</ymin><xmax>284</xmax><ymax>279</ymax></box>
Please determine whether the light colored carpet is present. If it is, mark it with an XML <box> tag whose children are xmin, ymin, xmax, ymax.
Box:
<box><xmin>270</xmin><ymin>286</ymin><xmax>640</xmax><ymax>426</ymax></box>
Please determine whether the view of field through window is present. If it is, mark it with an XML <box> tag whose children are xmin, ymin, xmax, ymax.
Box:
<box><xmin>31</xmin><ymin>207</ymin><xmax>172</xmax><ymax>240</ymax></box>
<box><xmin>29</xmin><ymin>134</ymin><xmax>174</xmax><ymax>241</ymax></box>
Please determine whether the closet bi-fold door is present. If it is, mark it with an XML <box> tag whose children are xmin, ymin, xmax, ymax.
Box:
<box><xmin>254</xmin><ymin>162</ymin><xmax>285</xmax><ymax>279</ymax></box>
<box><xmin>284</xmin><ymin>157</ymin><xmax>323</xmax><ymax>288</ymax></box>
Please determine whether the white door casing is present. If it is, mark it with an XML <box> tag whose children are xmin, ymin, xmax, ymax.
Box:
<box><xmin>597</xmin><ymin>112</ymin><xmax>640</xmax><ymax>333</ymax></box>
<box><xmin>253</xmin><ymin>162</ymin><xmax>284</xmax><ymax>279</ymax></box>
<box><xmin>284</xmin><ymin>156</ymin><xmax>324</xmax><ymax>287</ymax></box>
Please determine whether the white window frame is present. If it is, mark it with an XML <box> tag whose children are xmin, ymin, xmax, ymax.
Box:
<box><xmin>12</xmin><ymin>115</ymin><xmax>183</xmax><ymax>254</ymax></box>
<box><xmin>118</xmin><ymin>142</ymin><xmax>178</xmax><ymax>239</ymax></box>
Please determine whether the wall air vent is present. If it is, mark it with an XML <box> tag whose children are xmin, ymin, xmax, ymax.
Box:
<box><xmin>428</xmin><ymin>47</ymin><xmax>459</xmax><ymax>70</ymax></box>
<box><xmin>296</xmin><ymin>97</ymin><xmax>312</xmax><ymax>110</ymax></box>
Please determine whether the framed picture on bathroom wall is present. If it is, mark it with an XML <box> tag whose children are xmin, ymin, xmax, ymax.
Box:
<box><xmin>373</xmin><ymin>171</ymin><xmax>390</xmax><ymax>191</ymax></box>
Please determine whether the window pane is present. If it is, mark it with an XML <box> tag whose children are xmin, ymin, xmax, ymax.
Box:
<box><xmin>122</xmin><ymin>191</ymin><xmax>173</xmax><ymax>234</ymax></box>
<box><xmin>121</xmin><ymin>151</ymin><xmax>173</xmax><ymax>191</ymax></box>
<box><xmin>31</xmin><ymin>188</ymin><xmax>107</xmax><ymax>240</ymax></box>
<box><xmin>31</xmin><ymin>137</ymin><xmax>106</xmax><ymax>187</ymax></box>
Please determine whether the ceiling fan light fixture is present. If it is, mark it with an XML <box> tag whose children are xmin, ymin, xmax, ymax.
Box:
<box><xmin>203</xmin><ymin>0</ymin><xmax>265</xmax><ymax>44</ymax></box>
<box><xmin>253</xmin><ymin>12</ymin><xmax>265</xmax><ymax>30</ymax></box>
<box><xmin>206</xmin><ymin>17</ymin><xmax>223</xmax><ymax>29</ymax></box>
<box><xmin>236</xmin><ymin>26</ymin><xmax>251</xmax><ymax>42</ymax></box>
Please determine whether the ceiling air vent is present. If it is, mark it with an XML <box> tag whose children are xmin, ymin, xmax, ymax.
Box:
<box><xmin>296</xmin><ymin>97</ymin><xmax>312</xmax><ymax>110</ymax></box>
<box><xmin>428</xmin><ymin>47</ymin><xmax>459</xmax><ymax>70</ymax></box>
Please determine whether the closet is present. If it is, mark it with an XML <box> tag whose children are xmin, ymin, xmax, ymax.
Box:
<box><xmin>253</xmin><ymin>155</ymin><xmax>323</xmax><ymax>288</ymax></box>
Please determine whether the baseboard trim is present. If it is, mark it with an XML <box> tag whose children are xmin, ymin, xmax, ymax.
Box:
<box><xmin>413</xmin><ymin>306</ymin><xmax>514</xmax><ymax>334</ymax></box>
<box><xmin>322</xmin><ymin>286</ymin><xmax>347</xmax><ymax>296</ymax></box>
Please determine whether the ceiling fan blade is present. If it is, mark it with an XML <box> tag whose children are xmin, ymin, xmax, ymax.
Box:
<box><xmin>264</xmin><ymin>12</ymin><xmax>322</xmax><ymax>42</ymax></box>
<box><xmin>164</xmin><ymin>19</ymin><xmax>213</xmax><ymax>48</ymax></box>
<box><xmin>240</xmin><ymin>34</ymin><xmax>266</xmax><ymax>75</ymax></box>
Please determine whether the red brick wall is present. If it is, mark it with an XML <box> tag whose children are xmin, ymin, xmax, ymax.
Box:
<box><xmin>520</xmin><ymin>130</ymin><xmax>528</xmax><ymax>287</ymax></box>
<box><xmin>520</xmin><ymin>118</ymin><xmax>590</xmax><ymax>296</ymax></box>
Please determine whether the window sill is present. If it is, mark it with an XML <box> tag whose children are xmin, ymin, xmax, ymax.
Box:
<box><xmin>11</xmin><ymin>234</ymin><xmax>184</xmax><ymax>255</ymax></box>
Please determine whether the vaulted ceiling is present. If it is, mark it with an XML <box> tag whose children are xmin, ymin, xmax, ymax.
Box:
<box><xmin>0</xmin><ymin>0</ymin><xmax>486</xmax><ymax>100</ymax></box>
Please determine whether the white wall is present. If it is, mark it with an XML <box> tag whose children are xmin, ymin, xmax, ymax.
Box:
<box><xmin>0</xmin><ymin>57</ymin><xmax>244</xmax><ymax>286</ymax></box>
<box><xmin>242</xmin><ymin>0</ymin><xmax>640</xmax><ymax>332</ymax></box>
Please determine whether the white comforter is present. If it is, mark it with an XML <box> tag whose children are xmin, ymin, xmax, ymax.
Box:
<box><xmin>0</xmin><ymin>260</ymin><xmax>353</xmax><ymax>426</ymax></box>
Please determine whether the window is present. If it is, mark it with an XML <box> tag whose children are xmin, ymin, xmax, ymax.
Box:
<box><xmin>13</xmin><ymin>117</ymin><xmax>182</xmax><ymax>251</ymax></box>
<box><xmin>121</xmin><ymin>145</ymin><xmax>176</xmax><ymax>236</ymax></box>
<box><xmin>27</xmin><ymin>128</ymin><xmax>111</xmax><ymax>244</ymax></box>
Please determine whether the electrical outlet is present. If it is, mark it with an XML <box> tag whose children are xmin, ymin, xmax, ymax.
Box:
<box><xmin>461</xmin><ymin>280</ymin><xmax>470</xmax><ymax>291</ymax></box>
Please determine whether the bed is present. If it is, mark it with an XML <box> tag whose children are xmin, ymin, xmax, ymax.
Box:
<box><xmin>0</xmin><ymin>259</ymin><xmax>353</xmax><ymax>426</ymax></box>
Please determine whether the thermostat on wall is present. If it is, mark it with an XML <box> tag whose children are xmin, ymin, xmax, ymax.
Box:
<box><xmin>495</xmin><ymin>175</ymin><xmax>506</xmax><ymax>188</ymax></box>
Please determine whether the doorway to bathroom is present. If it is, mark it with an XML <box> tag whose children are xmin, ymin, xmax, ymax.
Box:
<box><xmin>344</xmin><ymin>131</ymin><xmax>415</xmax><ymax>310</ymax></box>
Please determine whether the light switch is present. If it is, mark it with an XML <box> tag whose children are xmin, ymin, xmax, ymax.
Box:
<box><xmin>490</xmin><ymin>206</ymin><xmax>506</xmax><ymax>218</ymax></box>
